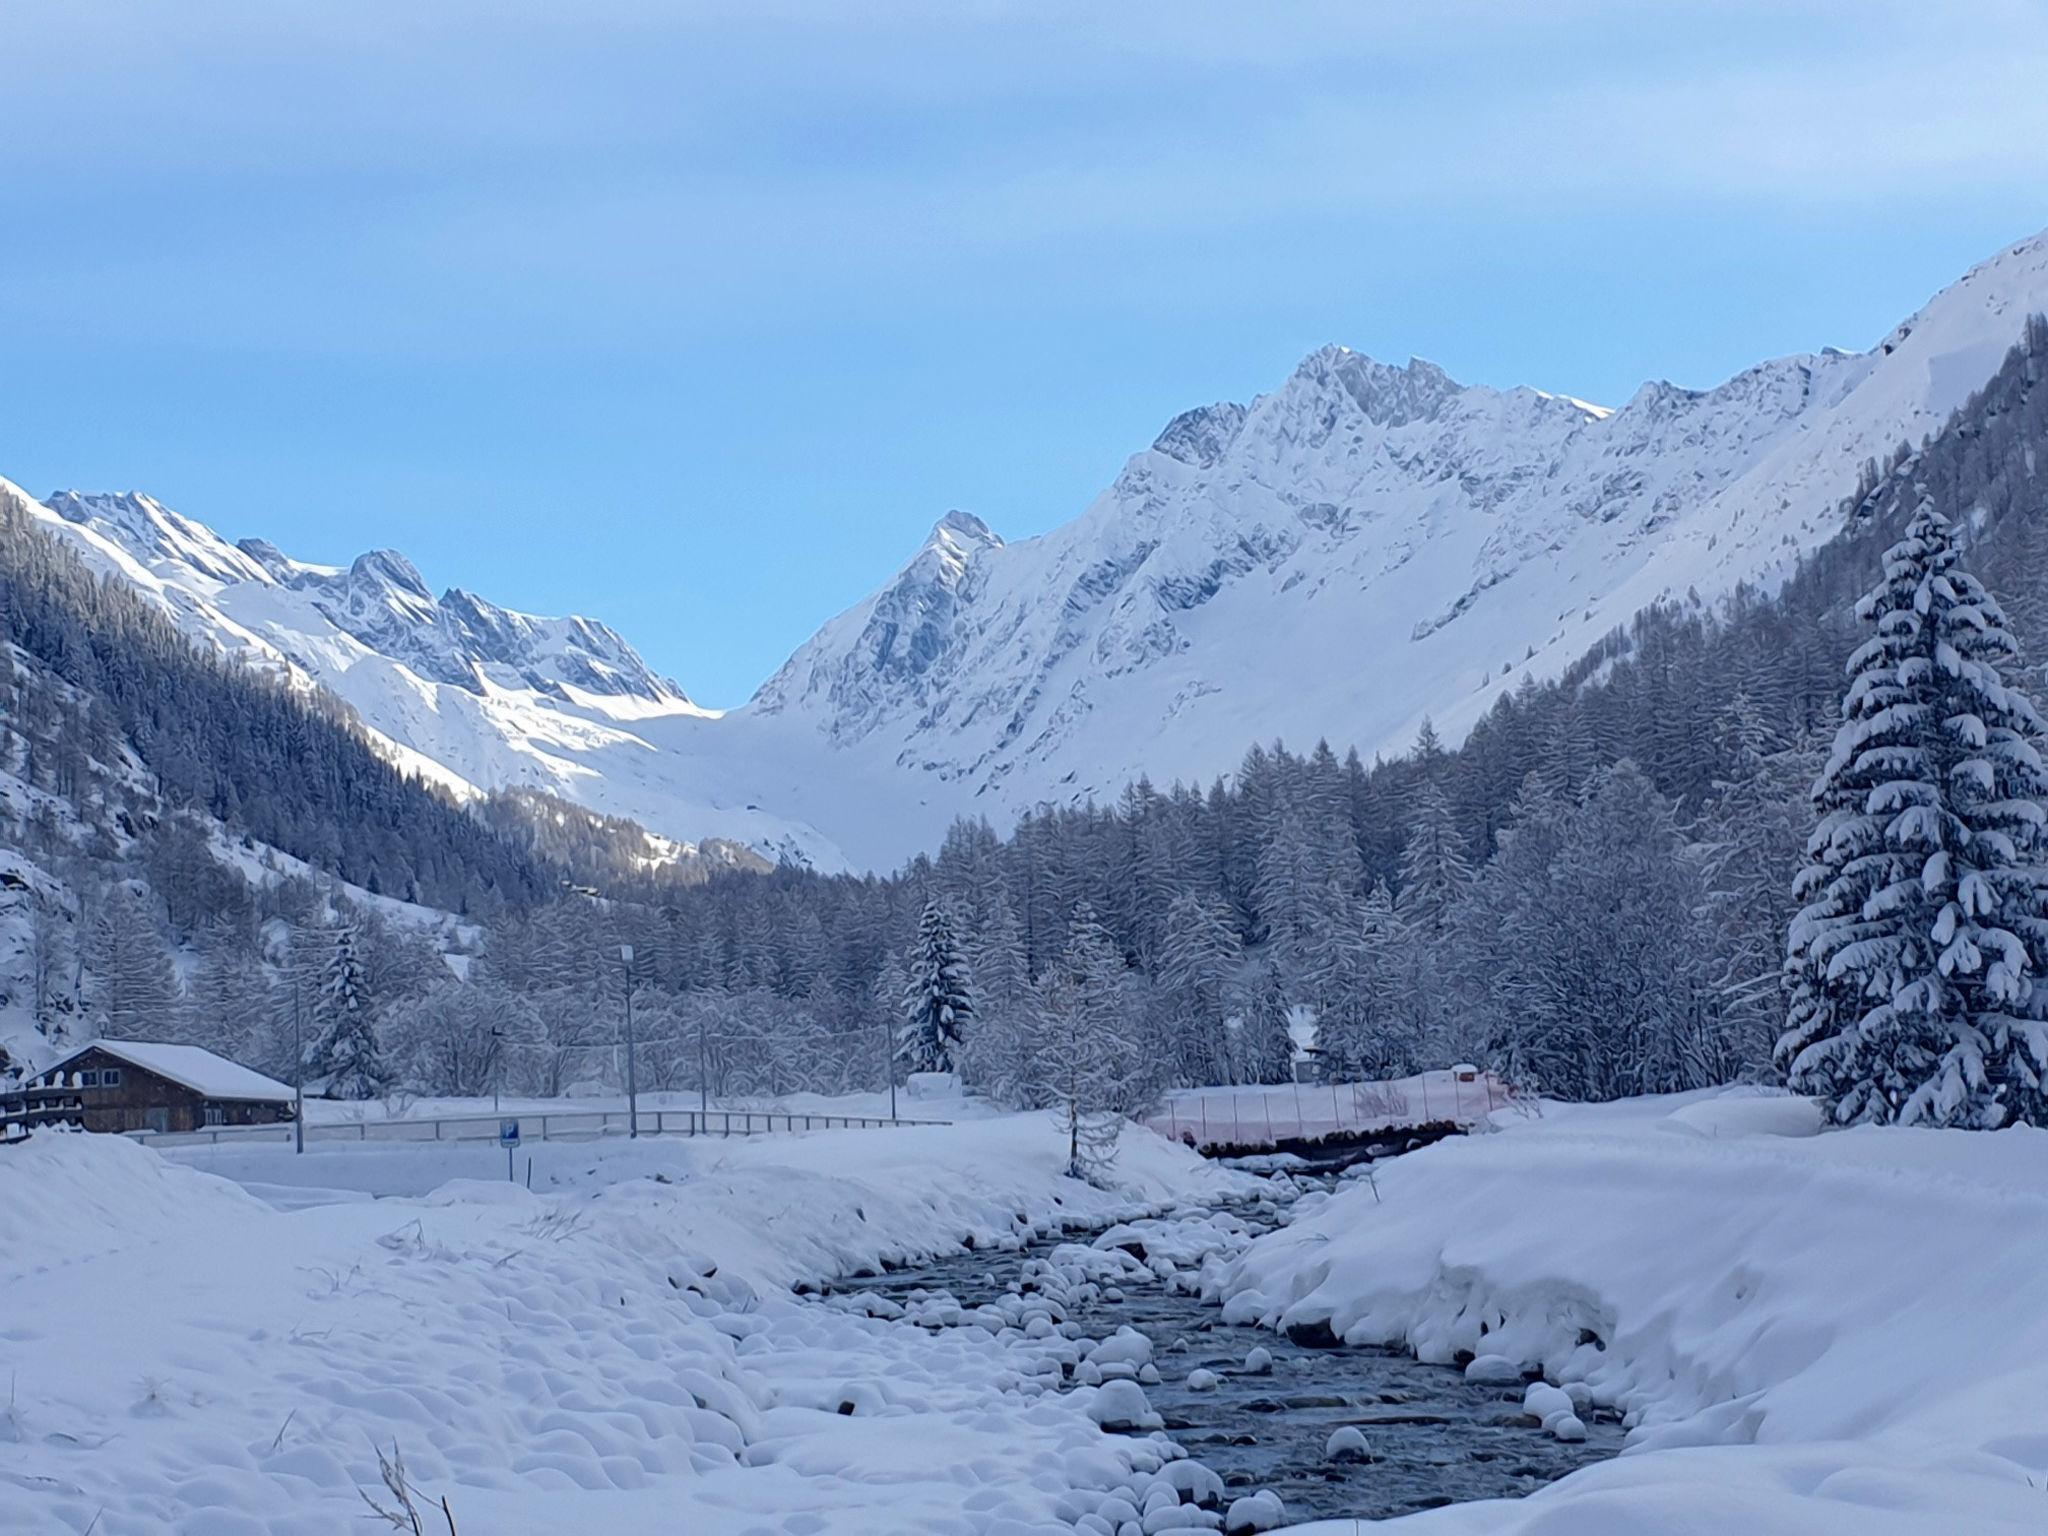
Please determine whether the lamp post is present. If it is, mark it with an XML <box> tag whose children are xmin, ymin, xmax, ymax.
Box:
<box><xmin>291</xmin><ymin>959</ymin><xmax>305</xmax><ymax>1156</ymax></box>
<box><xmin>697</xmin><ymin>1006</ymin><xmax>709</xmax><ymax>1120</ymax></box>
<box><xmin>880</xmin><ymin>1013</ymin><xmax>897</xmax><ymax>1122</ymax></box>
<box><xmin>620</xmin><ymin>944</ymin><xmax>638</xmax><ymax>1138</ymax></box>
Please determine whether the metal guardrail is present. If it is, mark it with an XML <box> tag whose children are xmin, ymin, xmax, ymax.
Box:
<box><xmin>126</xmin><ymin>1106</ymin><xmax>952</xmax><ymax>1149</ymax></box>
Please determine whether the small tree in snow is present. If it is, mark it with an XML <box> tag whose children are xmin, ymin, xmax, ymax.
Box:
<box><xmin>1781</xmin><ymin>496</ymin><xmax>2048</xmax><ymax>1127</ymax></box>
<box><xmin>1030</xmin><ymin>902</ymin><xmax>1152</xmax><ymax>1179</ymax></box>
<box><xmin>898</xmin><ymin>898</ymin><xmax>974</xmax><ymax>1075</ymax></box>
<box><xmin>303</xmin><ymin>924</ymin><xmax>388</xmax><ymax>1099</ymax></box>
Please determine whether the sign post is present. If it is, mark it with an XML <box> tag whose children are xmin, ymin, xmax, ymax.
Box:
<box><xmin>499</xmin><ymin>1117</ymin><xmax>521</xmax><ymax>1180</ymax></box>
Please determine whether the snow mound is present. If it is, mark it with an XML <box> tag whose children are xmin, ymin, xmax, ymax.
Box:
<box><xmin>1211</xmin><ymin>1093</ymin><xmax>2048</xmax><ymax>1533</ymax></box>
<box><xmin>5</xmin><ymin>1116</ymin><xmax>1251</xmax><ymax>1531</ymax></box>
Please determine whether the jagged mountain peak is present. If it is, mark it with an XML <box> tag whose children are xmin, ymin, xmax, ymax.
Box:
<box><xmin>920</xmin><ymin>510</ymin><xmax>1001</xmax><ymax>570</ymax></box>
<box><xmin>1285</xmin><ymin>346</ymin><xmax>1466</xmax><ymax>428</ymax></box>
<box><xmin>46</xmin><ymin>487</ymin><xmax>273</xmax><ymax>587</ymax></box>
<box><xmin>31</xmin><ymin>489</ymin><xmax>691</xmax><ymax>709</ymax></box>
<box><xmin>347</xmin><ymin>548</ymin><xmax>434</xmax><ymax>602</ymax></box>
<box><xmin>1151</xmin><ymin>402</ymin><xmax>1249</xmax><ymax>467</ymax></box>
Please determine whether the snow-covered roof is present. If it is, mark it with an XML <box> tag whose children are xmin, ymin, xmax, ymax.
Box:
<box><xmin>47</xmin><ymin>1041</ymin><xmax>294</xmax><ymax>1103</ymax></box>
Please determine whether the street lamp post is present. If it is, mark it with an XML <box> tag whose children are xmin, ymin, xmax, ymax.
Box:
<box><xmin>697</xmin><ymin>1007</ymin><xmax>709</xmax><ymax>1120</ymax></box>
<box><xmin>880</xmin><ymin>1014</ymin><xmax>897</xmax><ymax>1122</ymax></box>
<box><xmin>291</xmin><ymin>961</ymin><xmax>305</xmax><ymax>1156</ymax></box>
<box><xmin>620</xmin><ymin>944</ymin><xmax>638</xmax><ymax>1138</ymax></box>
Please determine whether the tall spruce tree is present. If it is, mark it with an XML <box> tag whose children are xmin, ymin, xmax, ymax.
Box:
<box><xmin>303</xmin><ymin>924</ymin><xmax>387</xmax><ymax>1099</ymax></box>
<box><xmin>1158</xmin><ymin>892</ymin><xmax>1244</xmax><ymax>1085</ymax></box>
<box><xmin>898</xmin><ymin>897</ymin><xmax>975</xmax><ymax>1074</ymax></box>
<box><xmin>1781</xmin><ymin>497</ymin><xmax>2048</xmax><ymax>1126</ymax></box>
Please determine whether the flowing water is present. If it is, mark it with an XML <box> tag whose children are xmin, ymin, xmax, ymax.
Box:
<box><xmin>823</xmin><ymin>1182</ymin><xmax>1622</xmax><ymax>1525</ymax></box>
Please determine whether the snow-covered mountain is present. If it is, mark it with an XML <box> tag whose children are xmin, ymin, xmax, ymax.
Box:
<box><xmin>750</xmin><ymin>229</ymin><xmax>2048</xmax><ymax>849</ymax></box>
<box><xmin>15</xmin><ymin>229</ymin><xmax>2048</xmax><ymax>871</ymax></box>
<box><xmin>5</xmin><ymin>481</ymin><xmax>823</xmax><ymax>863</ymax></box>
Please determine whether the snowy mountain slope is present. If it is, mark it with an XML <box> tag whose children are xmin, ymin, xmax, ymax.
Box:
<box><xmin>13</xmin><ymin>227</ymin><xmax>2048</xmax><ymax>872</ymax></box>
<box><xmin>8</xmin><ymin>479</ymin><xmax>842</xmax><ymax>864</ymax></box>
<box><xmin>754</xmin><ymin>230</ymin><xmax>2048</xmax><ymax>852</ymax></box>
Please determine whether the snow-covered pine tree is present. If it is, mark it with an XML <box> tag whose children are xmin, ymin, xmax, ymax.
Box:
<box><xmin>303</xmin><ymin>923</ymin><xmax>388</xmax><ymax>1099</ymax></box>
<box><xmin>960</xmin><ymin>884</ymin><xmax>1032</xmax><ymax>1100</ymax></box>
<box><xmin>1395</xmin><ymin>780</ymin><xmax>1473</xmax><ymax>929</ymax></box>
<box><xmin>1158</xmin><ymin>892</ymin><xmax>1244</xmax><ymax>1086</ymax></box>
<box><xmin>86</xmin><ymin>882</ymin><xmax>176</xmax><ymax>1040</ymax></box>
<box><xmin>182</xmin><ymin>934</ymin><xmax>275</xmax><ymax>1064</ymax></box>
<box><xmin>1310</xmin><ymin>877</ymin><xmax>1407</xmax><ymax>1079</ymax></box>
<box><xmin>1700</xmin><ymin>698</ymin><xmax>1823</xmax><ymax>1081</ymax></box>
<box><xmin>898</xmin><ymin>897</ymin><xmax>974</xmax><ymax>1075</ymax></box>
<box><xmin>1240</xmin><ymin>960</ymin><xmax>1300</xmax><ymax>1085</ymax></box>
<box><xmin>970</xmin><ymin>883</ymin><xmax>1028</xmax><ymax>1012</ymax></box>
<box><xmin>1781</xmin><ymin>496</ymin><xmax>2048</xmax><ymax>1127</ymax></box>
<box><xmin>1385</xmin><ymin>779</ymin><xmax>1473</xmax><ymax>1062</ymax></box>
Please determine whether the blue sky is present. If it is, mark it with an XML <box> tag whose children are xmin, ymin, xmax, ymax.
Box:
<box><xmin>4</xmin><ymin>2</ymin><xmax>2046</xmax><ymax>707</ymax></box>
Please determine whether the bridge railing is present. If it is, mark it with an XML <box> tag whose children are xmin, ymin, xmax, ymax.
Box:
<box><xmin>1142</xmin><ymin>1070</ymin><xmax>1507</xmax><ymax>1151</ymax></box>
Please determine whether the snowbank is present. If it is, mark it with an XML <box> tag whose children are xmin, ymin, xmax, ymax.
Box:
<box><xmin>3</xmin><ymin>1116</ymin><xmax>1246</xmax><ymax>1534</ymax></box>
<box><xmin>1211</xmin><ymin>1089</ymin><xmax>2048</xmax><ymax>1534</ymax></box>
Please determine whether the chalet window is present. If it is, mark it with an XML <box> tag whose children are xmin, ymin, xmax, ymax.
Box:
<box><xmin>203</xmin><ymin>1105</ymin><xmax>226</xmax><ymax>1126</ymax></box>
<box><xmin>102</xmin><ymin>1068</ymin><xmax>122</xmax><ymax>1086</ymax></box>
<box><xmin>80</xmin><ymin>1070</ymin><xmax>99</xmax><ymax>1087</ymax></box>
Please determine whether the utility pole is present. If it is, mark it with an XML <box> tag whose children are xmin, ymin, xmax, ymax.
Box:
<box><xmin>620</xmin><ymin>944</ymin><xmax>638</xmax><ymax>1138</ymax></box>
<box><xmin>490</xmin><ymin>1025</ymin><xmax>503</xmax><ymax>1114</ymax></box>
<box><xmin>291</xmin><ymin>959</ymin><xmax>305</xmax><ymax>1156</ymax></box>
<box><xmin>880</xmin><ymin>1013</ymin><xmax>897</xmax><ymax>1122</ymax></box>
<box><xmin>697</xmin><ymin>1006</ymin><xmax>709</xmax><ymax>1120</ymax></box>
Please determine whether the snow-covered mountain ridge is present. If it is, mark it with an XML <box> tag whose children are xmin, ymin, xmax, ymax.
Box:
<box><xmin>15</xmin><ymin>228</ymin><xmax>2048</xmax><ymax>872</ymax></box>
<box><xmin>751</xmin><ymin>231</ymin><xmax>2048</xmax><ymax>838</ymax></box>
<box><xmin>43</xmin><ymin>490</ymin><xmax>690</xmax><ymax>707</ymax></box>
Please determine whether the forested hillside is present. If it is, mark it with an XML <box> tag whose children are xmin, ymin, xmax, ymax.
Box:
<box><xmin>529</xmin><ymin>314</ymin><xmax>2048</xmax><ymax>1110</ymax></box>
<box><xmin>1</xmin><ymin>488</ymin><xmax>554</xmax><ymax>913</ymax></box>
<box><xmin>5</xmin><ymin>319</ymin><xmax>2044</xmax><ymax>1114</ymax></box>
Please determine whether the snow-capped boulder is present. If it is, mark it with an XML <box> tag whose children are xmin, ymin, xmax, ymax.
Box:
<box><xmin>1324</xmin><ymin>1425</ymin><xmax>1372</xmax><ymax>1461</ymax></box>
<box><xmin>1464</xmin><ymin>1354</ymin><xmax>1524</xmax><ymax>1383</ymax></box>
<box><xmin>1088</xmin><ymin>1379</ymin><xmax>1163</xmax><ymax>1432</ymax></box>
<box><xmin>1223</xmin><ymin>1490</ymin><xmax>1286</xmax><ymax>1533</ymax></box>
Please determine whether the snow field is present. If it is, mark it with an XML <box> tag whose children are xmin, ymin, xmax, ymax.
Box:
<box><xmin>0</xmin><ymin>1117</ymin><xmax>1256</xmax><ymax>1534</ymax></box>
<box><xmin>1209</xmin><ymin>1090</ymin><xmax>2048</xmax><ymax>1534</ymax></box>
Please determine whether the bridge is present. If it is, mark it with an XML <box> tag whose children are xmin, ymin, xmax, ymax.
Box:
<box><xmin>1142</xmin><ymin>1069</ymin><xmax>1508</xmax><ymax>1157</ymax></box>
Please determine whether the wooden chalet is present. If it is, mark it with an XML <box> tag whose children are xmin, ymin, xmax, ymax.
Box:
<box><xmin>32</xmin><ymin>1041</ymin><xmax>295</xmax><ymax>1135</ymax></box>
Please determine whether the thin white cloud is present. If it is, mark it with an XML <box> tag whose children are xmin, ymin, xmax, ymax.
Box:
<box><xmin>4</xmin><ymin>0</ymin><xmax>2043</xmax><ymax>356</ymax></box>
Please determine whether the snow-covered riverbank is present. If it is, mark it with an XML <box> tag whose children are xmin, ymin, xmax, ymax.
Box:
<box><xmin>11</xmin><ymin>1091</ymin><xmax>2043</xmax><ymax>1534</ymax></box>
<box><xmin>1212</xmin><ymin>1089</ymin><xmax>2048</xmax><ymax>1534</ymax></box>
<box><xmin>0</xmin><ymin>1117</ymin><xmax>1248</xmax><ymax>1534</ymax></box>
